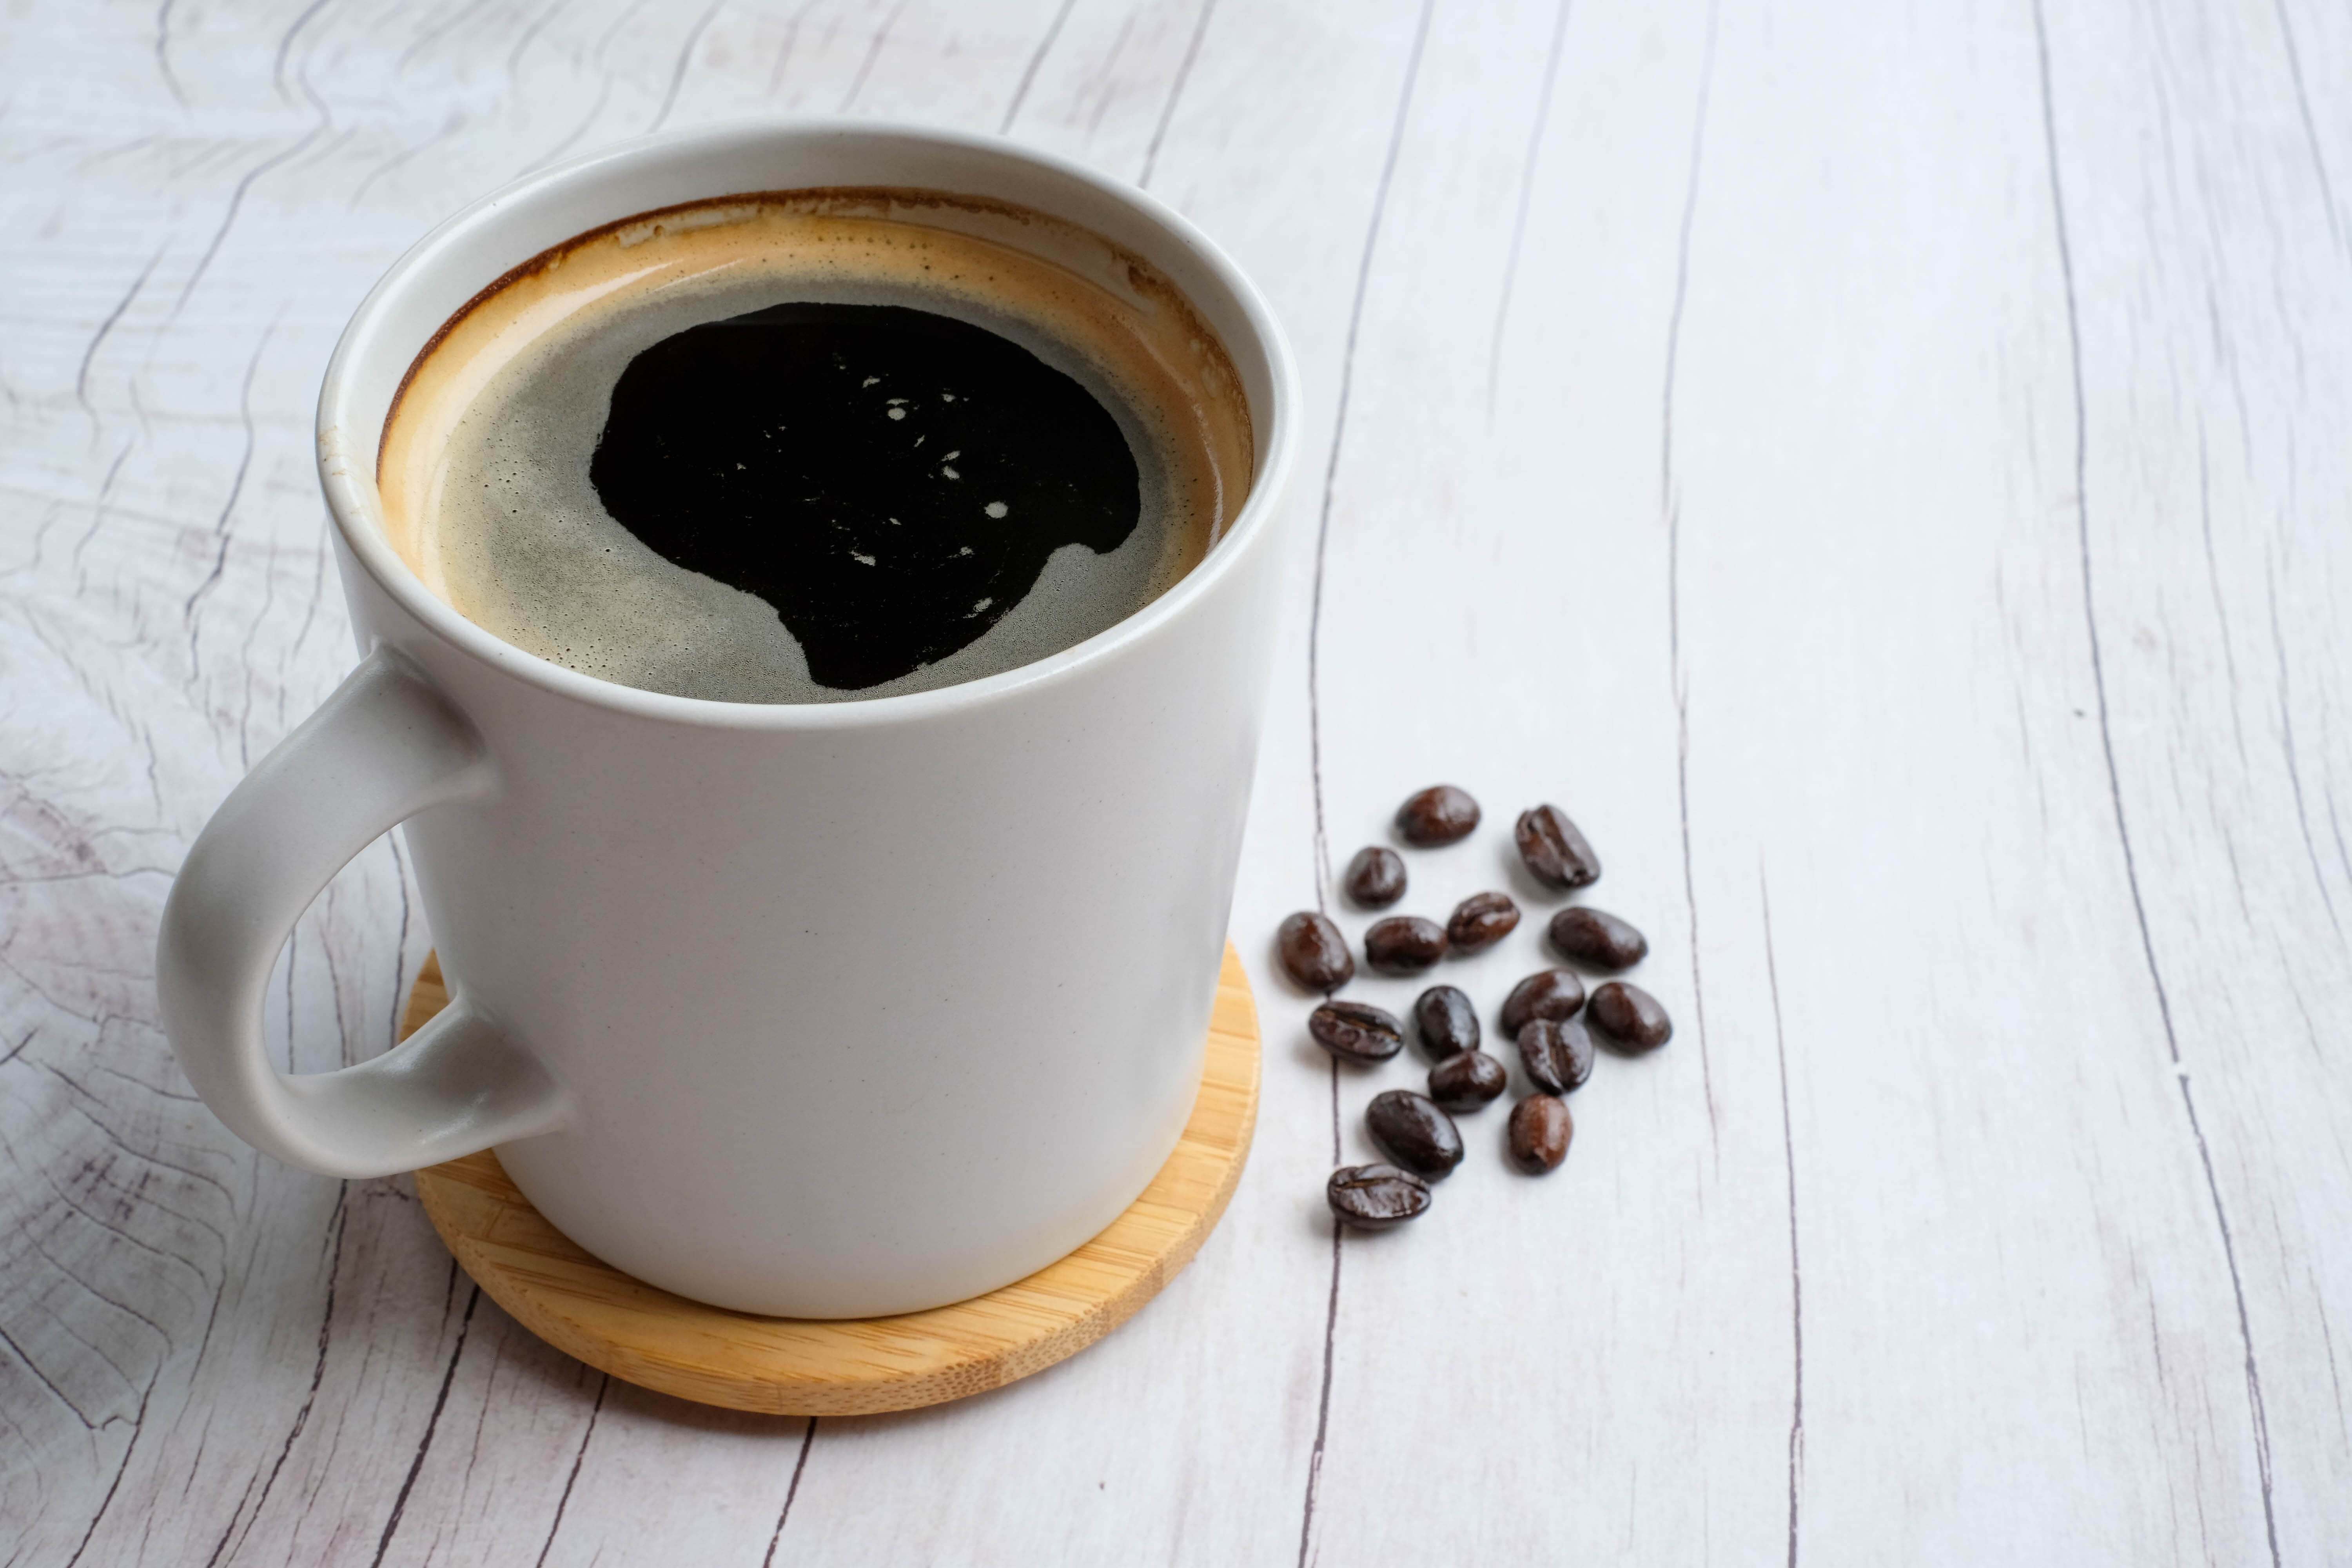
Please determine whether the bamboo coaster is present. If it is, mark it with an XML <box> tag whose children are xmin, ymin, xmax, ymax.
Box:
<box><xmin>405</xmin><ymin>946</ymin><xmax>1259</xmax><ymax>1416</ymax></box>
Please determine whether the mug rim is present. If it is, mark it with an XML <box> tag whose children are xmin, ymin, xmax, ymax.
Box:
<box><xmin>316</xmin><ymin>118</ymin><xmax>1298</xmax><ymax>733</ymax></box>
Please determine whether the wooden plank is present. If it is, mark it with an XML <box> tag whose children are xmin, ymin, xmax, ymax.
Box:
<box><xmin>2033</xmin><ymin>0</ymin><xmax>2352</xmax><ymax>1552</ymax></box>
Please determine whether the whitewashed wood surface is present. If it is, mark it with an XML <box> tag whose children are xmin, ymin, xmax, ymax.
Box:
<box><xmin>4</xmin><ymin>0</ymin><xmax>2349</xmax><ymax>1561</ymax></box>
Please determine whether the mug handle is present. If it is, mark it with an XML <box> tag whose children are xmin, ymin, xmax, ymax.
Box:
<box><xmin>157</xmin><ymin>648</ymin><xmax>568</xmax><ymax>1178</ymax></box>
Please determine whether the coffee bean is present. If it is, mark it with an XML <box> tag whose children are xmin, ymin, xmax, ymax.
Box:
<box><xmin>1413</xmin><ymin>985</ymin><xmax>1481</xmax><ymax>1059</ymax></box>
<box><xmin>1588</xmin><ymin>980</ymin><xmax>1673</xmax><ymax>1051</ymax></box>
<box><xmin>1326</xmin><ymin>1163</ymin><xmax>1432</xmax><ymax>1230</ymax></box>
<box><xmin>1427</xmin><ymin>1050</ymin><xmax>1507</xmax><ymax>1112</ymax></box>
<box><xmin>1308</xmin><ymin>1000</ymin><xmax>1405</xmax><ymax>1064</ymax></box>
<box><xmin>1343</xmin><ymin>846</ymin><xmax>1406</xmax><ymax>908</ymax></box>
<box><xmin>1507</xmin><ymin>1095</ymin><xmax>1573</xmax><ymax>1173</ymax></box>
<box><xmin>1365</xmin><ymin>1089</ymin><xmax>1465</xmax><ymax>1180</ymax></box>
<box><xmin>1277</xmin><ymin>911</ymin><xmax>1354</xmax><ymax>991</ymax></box>
<box><xmin>1548</xmin><ymin>906</ymin><xmax>1648</xmax><ymax>969</ymax></box>
<box><xmin>1446</xmin><ymin>891</ymin><xmax>1521</xmax><ymax>954</ymax></box>
<box><xmin>1396</xmin><ymin>784</ymin><xmax>1481</xmax><ymax>846</ymax></box>
<box><xmin>1499</xmin><ymin>967</ymin><xmax>1586</xmax><ymax>1035</ymax></box>
<box><xmin>1365</xmin><ymin>915</ymin><xmax>1448</xmax><ymax>973</ymax></box>
<box><xmin>1514</xmin><ymin>804</ymin><xmax>1600</xmax><ymax>889</ymax></box>
<box><xmin>1516</xmin><ymin>1016</ymin><xmax>1594</xmax><ymax>1095</ymax></box>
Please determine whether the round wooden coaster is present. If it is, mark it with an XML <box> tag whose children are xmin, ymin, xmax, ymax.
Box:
<box><xmin>404</xmin><ymin>946</ymin><xmax>1258</xmax><ymax>1416</ymax></box>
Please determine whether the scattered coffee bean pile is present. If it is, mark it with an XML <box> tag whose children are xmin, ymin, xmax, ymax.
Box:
<box><xmin>1280</xmin><ymin>784</ymin><xmax>1675</xmax><ymax>1231</ymax></box>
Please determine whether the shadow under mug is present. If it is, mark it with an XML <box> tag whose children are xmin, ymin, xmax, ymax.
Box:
<box><xmin>156</xmin><ymin>121</ymin><xmax>1299</xmax><ymax>1318</ymax></box>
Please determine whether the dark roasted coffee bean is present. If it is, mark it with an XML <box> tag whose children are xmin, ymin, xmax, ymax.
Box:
<box><xmin>1343</xmin><ymin>846</ymin><xmax>1406</xmax><ymax>908</ymax></box>
<box><xmin>1365</xmin><ymin>1089</ymin><xmax>1466</xmax><ymax>1179</ymax></box>
<box><xmin>1427</xmin><ymin>1050</ymin><xmax>1508</xmax><ymax>1112</ymax></box>
<box><xmin>1516</xmin><ymin>1016</ymin><xmax>1594</xmax><ymax>1095</ymax></box>
<box><xmin>1308</xmin><ymin>1000</ymin><xmax>1405</xmax><ymax>1064</ymax></box>
<box><xmin>1326</xmin><ymin>1163</ymin><xmax>1432</xmax><ymax>1230</ymax></box>
<box><xmin>1446</xmin><ymin>891</ymin><xmax>1521</xmax><ymax>954</ymax></box>
<box><xmin>1499</xmin><ymin>967</ymin><xmax>1586</xmax><ymax>1035</ymax></box>
<box><xmin>1413</xmin><ymin>985</ymin><xmax>1481</xmax><ymax>1059</ymax></box>
<box><xmin>1365</xmin><ymin>915</ymin><xmax>1447</xmax><ymax>973</ymax></box>
<box><xmin>1514</xmin><ymin>804</ymin><xmax>1600</xmax><ymax>889</ymax></box>
<box><xmin>1277</xmin><ymin>911</ymin><xmax>1354</xmax><ymax>991</ymax></box>
<box><xmin>1589</xmin><ymin>980</ymin><xmax>1673</xmax><ymax>1051</ymax></box>
<box><xmin>1508</xmin><ymin>1095</ymin><xmax>1573</xmax><ymax>1173</ymax></box>
<box><xmin>1396</xmin><ymin>784</ymin><xmax>1481</xmax><ymax>846</ymax></box>
<box><xmin>1548</xmin><ymin>906</ymin><xmax>1648</xmax><ymax>969</ymax></box>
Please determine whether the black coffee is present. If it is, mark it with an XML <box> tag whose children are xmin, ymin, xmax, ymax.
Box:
<box><xmin>590</xmin><ymin>301</ymin><xmax>1141</xmax><ymax>691</ymax></box>
<box><xmin>377</xmin><ymin>195</ymin><xmax>1252</xmax><ymax>704</ymax></box>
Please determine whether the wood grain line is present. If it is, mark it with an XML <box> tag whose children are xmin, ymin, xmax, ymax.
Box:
<box><xmin>1485</xmin><ymin>0</ymin><xmax>1571</xmax><ymax>418</ymax></box>
<box><xmin>2031</xmin><ymin>4</ymin><xmax>2283</xmax><ymax>1562</ymax></box>
<box><xmin>393</xmin><ymin>0</ymin><xmax>506</xmax><ymax>73</ymax></box>
<box><xmin>836</xmin><ymin>0</ymin><xmax>908</xmax><ymax>113</ymax></box>
<box><xmin>1294</xmin><ymin>5</ymin><xmax>1436</xmax><ymax>1562</ymax></box>
<box><xmin>270</xmin><ymin>0</ymin><xmax>336</xmax><ymax>107</ymax></box>
<box><xmin>205</xmin><ymin>1184</ymin><xmax>350</xmax><ymax>1568</ymax></box>
<box><xmin>368</xmin><ymin>1285</ymin><xmax>481</xmax><ymax>1568</ymax></box>
<box><xmin>2194</xmin><ymin>424</ymin><xmax>2251</xmax><ymax>769</ymax></box>
<box><xmin>758</xmin><ymin>1418</ymin><xmax>817</xmax><ymax>1568</ymax></box>
<box><xmin>1761</xmin><ymin>867</ymin><xmax>1802</xmax><ymax>1568</ymax></box>
<box><xmin>384</xmin><ymin>833</ymin><xmax>413</xmax><ymax>1056</ymax></box>
<box><xmin>58</xmin><ymin>1369</ymin><xmax>151</xmax><ymax>1568</ymax></box>
<box><xmin>1138</xmin><ymin>0</ymin><xmax>1216</xmax><ymax>191</ymax></box>
<box><xmin>522</xmin><ymin>0</ymin><xmax>658</xmax><ymax>176</ymax></box>
<box><xmin>2267</xmin><ymin>0</ymin><xmax>2345</xmax><ymax>255</ymax></box>
<box><xmin>2265</xmin><ymin>564</ymin><xmax>2345</xmax><ymax>946</ymax></box>
<box><xmin>180</xmin><ymin>316</ymin><xmax>277</xmax><ymax>683</ymax></box>
<box><xmin>169</xmin><ymin>77</ymin><xmax>325</xmax><ymax>319</ymax></box>
<box><xmin>1001</xmin><ymin>0</ymin><xmax>1077</xmax><ymax>134</ymax></box>
<box><xmin>72</xmin><ymin>244</ymin><xmax>165</xmax><ymax>438</ymax></box>
<box><xmin>506</xmin><ymin>0</ymin><xmax>577</xmax><ymax>80</ymax></box>
<box><xmin>648</xmin><ymin>0</ymin><xmax>727</xmax><ymax>134</ymax></box>
<box><xmin>152</xmin><ymin>0</ymin><xmax>188</xmax><ymax>107</ymax></box>
<box><xmin>1663</xmin><ymin>0</ymin><xmax>1720</xmax><ymax>1153</ymax></box>
<box><xmin>530</xmin><ymin>1372</ymin><xmax>606</xmax><ymax>1568</ymax></box>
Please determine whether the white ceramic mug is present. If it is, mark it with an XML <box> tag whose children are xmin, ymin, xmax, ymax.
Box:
<box><xmin>156</xmin><ymin>122</ymin><xmax>1297</xmax><ymax>1318</ymax></box>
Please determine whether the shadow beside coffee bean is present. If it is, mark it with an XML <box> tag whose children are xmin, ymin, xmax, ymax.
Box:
<box><xmin>1279</xmin><ymin>786</ymin><xmax>1675</xmax><ymax>1229</ymax></box>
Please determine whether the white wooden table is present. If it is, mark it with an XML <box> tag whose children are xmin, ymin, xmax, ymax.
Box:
<box><xmin>6</xmin><ymin>0</ymin><xmax>2349</xmax><ymax>1561</ymax></box>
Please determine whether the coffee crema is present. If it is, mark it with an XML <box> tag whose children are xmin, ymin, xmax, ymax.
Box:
<box><xmin>377</xmin><ymin>189</ymin><xmax>1253</xmax><ymax>703</ymax></box>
